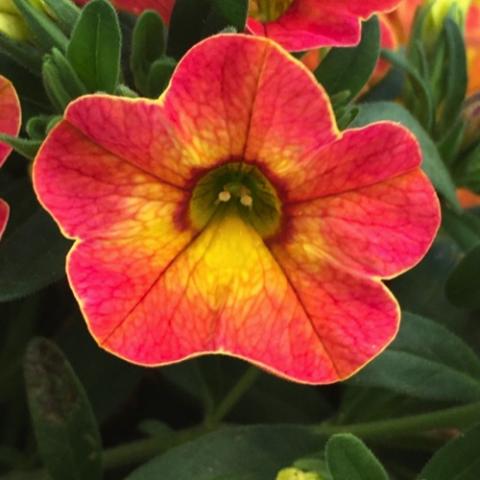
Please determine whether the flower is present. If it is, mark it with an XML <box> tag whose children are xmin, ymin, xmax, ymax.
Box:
<box><xmin>33</xmin><ymin>34</ymin><xmax>440</xmax><ymax>384</ymax></box>
<box><xmin>466</xmin><ymin>0</ymin><xmax>480</xmax><ymax>94</ymax></box>
<box><xmin>246</xmin><ymin>0</ymin><xmax>402</xmax><ymax>51</ymax></box>
<box><xmin>75</xmin><ymin>0</ymin><xmax>174</xmax><ymax>22</ymax></box>
<box><xmin>0</xmin><ymin>75</ymin><xmax>21</xmax><ymax>239</ymax></box>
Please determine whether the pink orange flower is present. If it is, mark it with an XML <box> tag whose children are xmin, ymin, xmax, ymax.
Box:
<box><xmin>247</xmin><ymin>0</ymin><xmax>402</xmax><ymax>51</ymax></box>
<box><xmin>33</xmin><ymin>34</ymin><xmax>440</xmax><ymax>383</ymax></box>
<box><xmin>466</xmin><ymin>1</ymin><xmax>480</xmax><ymax>94</ymax></box>
<box><xmin>0</xmin><ymin>75</ymin><xmax>21</xmax><ymax>239</ymax></box>
<box><xmin>75</xmin><ymin>0</ymin><xmax>174</xmax><ymax>22</ymax></box>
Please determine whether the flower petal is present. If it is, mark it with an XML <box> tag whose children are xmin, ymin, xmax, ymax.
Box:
<box><xmin>247</xmin><ymin>0</ymin><xmax>401</xmax><ymax>51</ymax></box>
<box><xmin>70</xmin><ymin>212</ymin><xmax>395</xmax><ymax>383</ymax></box>
<box><xmin>61</xmin><ymin>96</ymin><xmax>193</xmax><ymax>188</ymax></box>
<box><xmin>0</xmin><ymin>75</ymin><xmax>21</xmax><ymax>167</ymax></box>
<box><xmin>162</xmin><ymin>35</ymin><xmax>336</xmax><ymax>171</ymax></box>
<box><xmin>75</xmin><ymin>0</ymin><xmax>174</xmax><ymax>22</ymax></box>
<box><xmin>278</xmin><ymin>170</ymin><xmax>440</xmax><ymax>279</ymax></box>
<box><xmin>33</xmin><ymin>119</ymin><xmax>190</xmax><ymax>240</ymax></box>
<box><xmin>64</xmin><ymin>36</ymin><xmax>337</xmax><ymax>188</ymax></box>
<box><xmin>0</xmin><ymin>198</ymin><xmax>9</xmax><ymax>239</ymax></box>
<box><xmin>269</xmin><ymin>241</ymin><xmax>400</xmax><ymax>380</ymax></box>
<box><xmin>280</xmin><ymin>123</ymin><xmax>423</xmax><ymax>202</ymax></box>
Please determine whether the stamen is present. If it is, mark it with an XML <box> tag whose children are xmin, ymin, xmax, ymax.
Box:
<box><xmin>218</xmin><ymin>190</ymin><xmax>232</xmax><ymax>202</ymax></box>
<box><xmin>240</xmin><ymin>194</ymin><xmax>253</xmax><ymax>207</ymax></box>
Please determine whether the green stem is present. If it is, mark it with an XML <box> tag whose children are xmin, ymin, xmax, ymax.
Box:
<box><xmin>316</xmin><ymin>401</ymin><xmax>480</xmax><ymax>440</ymax></box>
<box><xmin>206</xmin><ymin>367</ymin><xmax>261</xmax><ymax>428</ymax></box>
<box><xmin>5</xmin><ymin>401</ymin><xmax>480</xmax><ymax>480</ymax></box>
<box><xmin>0</xmin><ymin>425</ymin><xmax>209</xmax><ymax>480</ymax></box>
<box><xmin>103</xmin><ymin>424</ymin><xmax>207</xmax><ymax>470</ymax></box>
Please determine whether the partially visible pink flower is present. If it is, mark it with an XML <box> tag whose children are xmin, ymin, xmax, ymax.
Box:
<box><xmin>466</xmin><ymin>1</ymin><xmax>480</xmax><ymax>95</ymax></box>
<box><xmin>247</xmin><ymin>0</ymin><xmax>402</xmax><ymax>51</ymax></box>
<box><xmin>0</xmin><ymin>75</ymin><xmax>21</xmax><ymax>239</ymax></box>
<box><xmin>75</xmin><ymin>0</ymin><xmax>174</xmax><ymax>22</ymax></box>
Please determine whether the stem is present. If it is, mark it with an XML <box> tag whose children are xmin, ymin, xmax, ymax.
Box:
<box><xmin>316</xmin><ymin>401</ymin><xmax>480</xmax><ymax>440</ymax></box>
<box><xmin>206</xmin><ymin>367</ymin><xmax>261</xmax><ymax>427</ymax></box>
<box><xmin>0</xmin><ymin>425</ymin><xmax>210</xmax><ymax>480</ymax></box>
<box><xmin>5</xmin><ymin>401</ymin><xmax>480</xmax><ymax>480</ymax></box>
<box><xmin>103</xmin><ymin>424</ymin><xmax>207</xmax><ymax>470</ymax></box>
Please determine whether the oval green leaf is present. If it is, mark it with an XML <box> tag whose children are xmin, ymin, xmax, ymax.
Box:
<box><xmin>67</xmin><ymin>0</ymin><xmax>121</xmax><ymax>93</ymax></box>
<box><xmin>350</xmin><ymin>312</ymin><xmax>480</xmax><ymax>403</ymax></box>
<box><xmin>315</xmin><ymin>17</ymin><xmax>380</xmax><ymax>100</ymax></box>
<box><xmin>24</xmin><ymin>338</ymin><xmax>102</xmax><ymax>480</ymax></box>
<box><xmin>127</xmin><ymin>425</ymin><xmax>319</xmax><ymax>480</ymax></box>
<box><xmin>326</xmin><ymin>434</ymin><xmax>388</xmax><ymax>480</ymax></box>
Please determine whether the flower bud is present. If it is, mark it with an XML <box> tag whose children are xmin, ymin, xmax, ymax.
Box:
<box><xmin>424</xmin><ymin>0</ymin><xmax>471</xmax><ymax>42</ymax></box>
<box><xmin>0</xmin><ymin>0</ymin><xmax>29</xmax><ymax>40</ymax></box>
<box><xmin>276</xmin><ymin>467</ymin><xmax>322</xmax><ymax>480</ymax></box>
<box><xmin>0</xmin><ymin>0</ymin><xmax>48</xmax><ymax>40</ymax></box>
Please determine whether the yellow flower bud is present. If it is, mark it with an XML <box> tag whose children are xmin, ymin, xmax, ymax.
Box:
<box><xmin>276</xmin><ymin>467</ymin><xmax>322</xmax><ymax>480</ymax></box>
<box><xmin>427</xmin><ymin>0</ymin><xmax>471</xmax><ymax>34</ymax></box>
<box><xmin>0</xmin><ymin>12</ymin><xmax>29</xmax><ymax>41</ymax></box>
<box><xmin>0</xmin><ymin>0</ymin><xmax>18</xmax><ymax>14</ymax></box>
<box><xmin>0</xmin><ymin>0</ymin><xmax>47</xmax><ymax>41</ymax></box>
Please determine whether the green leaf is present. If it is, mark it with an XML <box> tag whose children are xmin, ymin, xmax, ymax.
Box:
<box><xmin>127</xmin><ymin>425</ymin><xmax>320</xmax><ymax>480</ymax></box>
<box><xmin>24</xmin><ymin>338</ymin><xmax>102</xmax><ymax>480</ymax></box>
<box><xmin>57</xmin><ymin>320</ymin><xmax>143</xmax><ymax>423</ymax></box>
<box><xmin>26</xmin><ymin>115</ymin><xmax>62</xmax><ymax>140</ymax></box>
<box><xmin>446</xmin><ymin>243</ymin><xmax>480</xmax><ymax>309</ymax></box>
<box><xmin>0</xmin><ymin>133</ymin><xmax>41</xmax><ymax>159</ymax></box>
<box><xmin>42</xmin><ymin>55</ymin><xmax>71</xmax><ymax>112</ymax></box>
<box><xmin>67</xmin><ymin>0</ymin><xmax>121</xmax><ymax>93</ymax></box>
<box><xmin>12</xmin><ymin>0</ymin><xmax>68</xmax><ymax>52</ymax></box>
<box><xmin>326</xmin><ymin>434</ymin><xmax>388</xmax><ymax>480</ymax></box>
<box><xmin>436</xmin><ymin>18</ymin><xmax>467</xmax><ymax>135</ymax></box>
<box><xmin>350</xmin><ymin>312</ymin><xmax>480</xmax><ymax>403</ymax></box>
<box><xmin>0</xmin><ymin>176</ymin><xmax>71</xmax><ymax>302</ymax></box>
<box><xmin>167</xmin><ymin>0</ymin><xmax>248</xmax><ymax>59</ymax></box>
<box><xmin>42</xmin><ymin>0</ymin><xmax>80</xmax><ymax>35</ymax></box>
<box><xmin>42</xmin><ymin>48</ymin><xmax>87</xmax><ymax>113</ymax></box>
<box><xmin>353</xmin><ymin>101</ymin><xmax>460</xmax><ymax>210</ymax></box>
<box><xmin>50</xmin><ymin>48</ymin><xmax>88</xmax><ymax>99</ymax></box>
<box><xmin>381</xmin><ymin>49</ymin><xmax>434</xmax><ymax>130</ymax></box>
<box><xmin>419</xmin><ymin>424</ymin><xmax>480</xmax><ymax>480</ymax></box>
<box><xmin>315</xmin><ymin>17</ymin><xmax>380</xmax><ymax>100</ymax></box>
<box><xmin>147</xmin><ymin>56</ymin><xmax>176</xmax><ymax>97</ymax></box>
<box><xmin>26</xmin><ymin>115</ymin><xmax>52</xmax><ymax>140</ymax></box>
<box><xmin>389</xmin><ymin>236</ymin><xmax>469</xmax><ymax>329</ymax></box>
<box><xmin>130</xmin><ymin>10</ymin><xmax>166</xmax><ymax>95</ymax></box>
<box><xmin>442</xmin><ymin>207</ymin><xmax>480</xmax><ymax>251</ymax></box>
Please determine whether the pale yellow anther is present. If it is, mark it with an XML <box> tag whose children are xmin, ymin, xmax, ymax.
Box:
<box><xmin>218</xmin><ymin>190</ymin><xmax>232</xmax><ymax>203</ymax></box>
<box><xmin>240</xmin><ymin>194</ymin><xmax>253</xmax><ymax>207</ymax></box>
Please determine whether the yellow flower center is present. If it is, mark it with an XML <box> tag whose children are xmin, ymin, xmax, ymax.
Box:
<box><xmin>248</xmin><ymin>0</ymin><xmax>295</xmax><ymax>22</ymax></box>
<box><xmin>189</xmin><ymin>162</ymin><xmax>282</xmax><ymax>238</ymax></box>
